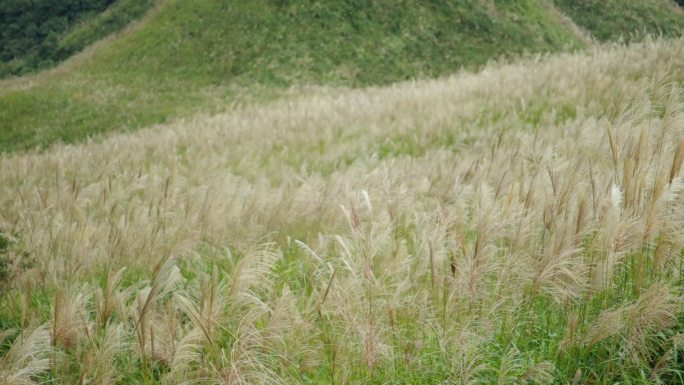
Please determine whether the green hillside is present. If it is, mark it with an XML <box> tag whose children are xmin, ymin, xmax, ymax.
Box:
<box><xmin>2</xmin><ymin>36</ymin><xmax>684</xmax><ymax>385</ymax></box>
<box><xmin>3</xmin><ymin>2</ymin><xmax>684</xmax><ymax>385</ymax></box>
<box><xmin>0</xmin><ymin>0</ymin><xmax>683</xmax><ymax>152</ymax></box>
<box><xmin>554</xmin><ymin>0</ymin><xmax>684</xmax><ymax>41</ymax></box>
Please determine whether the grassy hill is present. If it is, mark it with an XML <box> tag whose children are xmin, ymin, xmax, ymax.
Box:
<box><xmin>2</xmin><ymin>2</ymin><xmax>684</xmax><ymax>385</ymax></box>
<box><xmin>1</xmin><ymin>36</ymin><xmax>684</xmax><ymax>385</ymax></box>
<box><xmin>1</xmin><ymin>0</ymin><xmax>682</xmax><ymax>152</ymax></box>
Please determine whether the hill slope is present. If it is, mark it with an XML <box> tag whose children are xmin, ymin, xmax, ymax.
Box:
<box><xmin>1</xmin><ymin>37</ymin><xmax>684</xmax><ymax>384</ymax></box>
<box><xmin>1</xmin><ymin>0</ymin><xmax>683</xmax><ymax>152</ymax></box>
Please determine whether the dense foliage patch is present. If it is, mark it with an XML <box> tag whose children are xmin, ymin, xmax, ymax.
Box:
<box><xmin>0</xmin><ymin>0</ymin><xmax>154</xmax><ymax>77</ymax></box>
<box><xmin>554</xmin><ymin>0</ymin><xmax>684</xmax><ymax>42</ymax></box>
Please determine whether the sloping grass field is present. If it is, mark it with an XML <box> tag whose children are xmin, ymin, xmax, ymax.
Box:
<box><xmin>0</xmin><ymin>0</ymin><xmax>583</xmax><ymax>152</ymax></box>
<box><xmin>2</xmin><ymin>0</ymin><xmax>683</xmax><ymax>153</ymax></box>
<box><xmin>1</xmin><ymin>35</ymin><xmax>684</xmax><ymax>384</ymax></box>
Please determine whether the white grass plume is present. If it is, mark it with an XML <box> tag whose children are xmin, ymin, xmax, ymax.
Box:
<box><xmin>0</xmin><ymin>325</ymin><xmax>51</xmax><ymax>385</ymax></box>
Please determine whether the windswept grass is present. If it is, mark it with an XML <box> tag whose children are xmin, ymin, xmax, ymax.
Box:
<box><xmin>1</xmin><ymin>37</ymin><xmax>684</xmax><ymax>384</ymax></box>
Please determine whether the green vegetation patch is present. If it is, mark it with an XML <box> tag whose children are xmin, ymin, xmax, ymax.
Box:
<box><xmin>554</xmin><ymin>0</ymin><xmax>684</xmax><ymax>41</ymax></box>
<box><xmin>0</xmin><ymin>0</ymin><xmax>155</xmax><ymax>77</ymax></box>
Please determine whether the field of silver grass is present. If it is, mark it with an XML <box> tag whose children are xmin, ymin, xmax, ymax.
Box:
<box><xmin>1</xmin><ymin>37</ymin><xmax>684</xmax><ymax>384</ymax></box>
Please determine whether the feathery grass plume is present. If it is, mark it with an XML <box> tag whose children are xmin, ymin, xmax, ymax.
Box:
<box><xmin>584</xmin><ymin>283</ymin><xmax>681</xmax><ymax>367</ymax></box>
<box><xmin>132</xmin><ymin>256</ymin><xmax>182</xmax><ymax>361</ymax></box>
<box><xmin>175</xmin><ymin>266</ymin><xmax>226</xmax><ymax>350</ymax></box>
<box><xmin>78</xmin><ymin>323</ymin><xmax>125</xmax><ymax>385</ymax></box>
<box><xmin>0</xmin><ymin>325</ymin><xmax>51</xmax><ymax>385</ymax></box>
<box><xmin>445</xmin><ymin>322</ymin><xmax>487</xmax><ymax>385</ymax></box>
<box><xmin>94</xmin><ymin>267</ymin><xmax>126</xmax><ymax>328</ymax></box>
<box><xmin>493</xmin><ymin>347</ymin><xmax>526</xmax><ymax>385</ymax></box>
<box><xmin>163</xmin><ymin>327</ymin><xmax>202</xmax><ymax>384</ymax></box>
<box><xmin>338</xmin><ymin>190</ymin><xmax>394</xmax><ymax>276</ymax></box>
<box><xmin>213</xmin><ymin>330</ymin><xmax>287</xmax><ymax>385</ymax></box>
<box><xmin>50</xmin><ymin>286</ymin><xmax>92</xmax><ymax>350</ymax></box>
<box><xmin>591</xmin><ymin>187</ymin><xmax>642</xmax><ymax>291</ymax></box>
<box><xmin>358</xmin><ymin>313</ymin><xmax>390</xmax><ymax>374</ymax></box>
<box><xmin>323</xmin><ymin>254</ymin><xmax>392</xmax><ymax>379</ymax></box>
<box><xmin>262</xmin><ymin>285</ymin><xmax>320</xmax><ymax>375</ymax></box>
<box><xmin>136</xmin><ymin>301</ymin><xmax>186</xmax><ymax>367</ymax></box>
<box><xmin>558</xmin><ymin>312</ymin><xmax>580</xmax><ymax>352</ymax></box>
<box><xmin>533</xmin><ymin>194</ymin><xmax>589</xmax><ymax>302</ymax></box>
<box><xmin>225</xmin><ymin>244</ymin><xmax>280</xmax><ymax>309</ymax></box>
<box><xmin>519</xmin><ymin>361</ymin><xmax>555</xmax><ymax>384</ymax></box>
<box><xmin>584</xmin><ymin>306</ymin><xmax>627</xmax><ymax>347</ymax></box>
<box><xmin>622</xmin><ymin>282</ymin><xmax>681</xmax><ymax>365</ymax></box>
<box><xmin>450</xmin><ymin>247</ymin><xmax>497</xmax><ymax>306</ymax></box>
